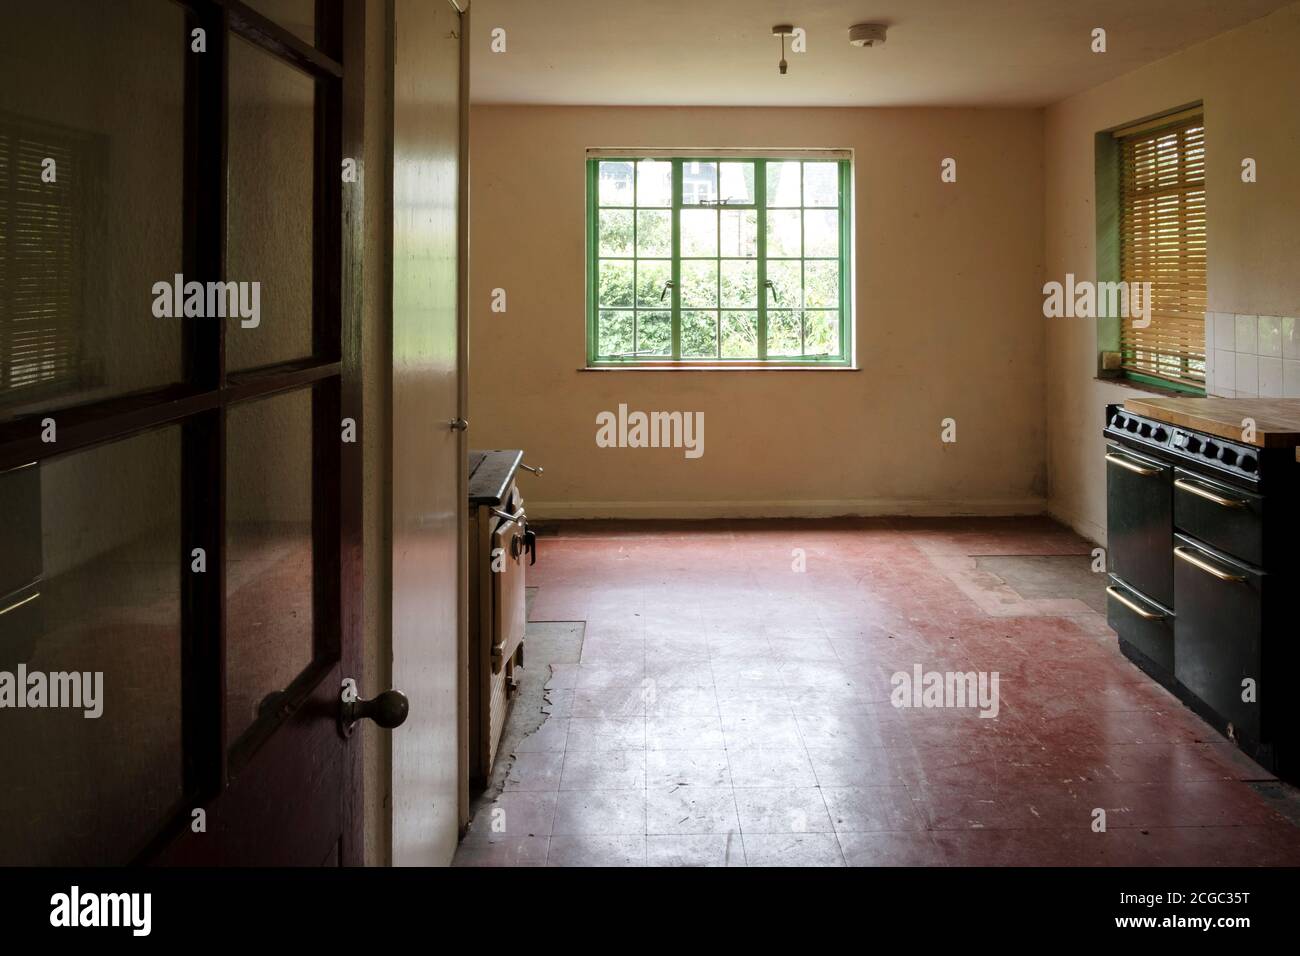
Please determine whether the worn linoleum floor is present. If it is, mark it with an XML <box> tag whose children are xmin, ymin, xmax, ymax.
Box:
<box><xmin>453</xmin><ymin>517</ymin><xmax>1300</xmax><ymax>867</ymax></box>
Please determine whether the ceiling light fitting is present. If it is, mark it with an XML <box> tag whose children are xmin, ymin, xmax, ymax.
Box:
<box><xmin>772</xmin><ymin>24</ymin><xmax>793</xmax><ymax>75</ymax></box>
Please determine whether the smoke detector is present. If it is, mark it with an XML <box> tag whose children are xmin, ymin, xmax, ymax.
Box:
<box><xmin>848</xmin><ymin>23</ymin><xmax>887</xmax><ymax>47</ymax></box>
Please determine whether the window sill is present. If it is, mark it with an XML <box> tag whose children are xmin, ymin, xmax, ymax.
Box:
<box><xmin>1093</xmin><ymin>375</ymin><xmax>1203</xmax><ymax>398</ymax></box>
<box><xmin>581</xmin><ymin>364</ymin><xmax>860</xmax><ymax>372</ymax></box>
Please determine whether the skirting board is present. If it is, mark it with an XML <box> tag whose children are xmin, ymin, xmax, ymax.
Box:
<box><xmin>526</xmin><ymin>497</ymin><xmax>1048</xmax><ymax>521</ymax></box>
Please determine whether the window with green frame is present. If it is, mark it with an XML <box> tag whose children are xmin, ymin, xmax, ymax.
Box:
<box><xmin>586</xmin><ymin>154</ymin><xmax>852</xmax><ymax>365</ymax></box>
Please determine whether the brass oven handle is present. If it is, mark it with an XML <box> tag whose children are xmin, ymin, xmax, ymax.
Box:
<box><xmin>491</xmin><ymin>506</ymin><xmax>525</xmax><ymax>523</ymax></box>
<box><xmin>1174</xmin><ymin>546</ymin><xmax>1247</xmax><ymax>583</ymax></box>
<box><xmin>1105</xmin><ymin>453</ymin><xmax>1160</xmax><ymax>477</ymax></box>
<box><xmin>1174</xmin><ymin>478</ymin><xmax>1247</xmax><ymax>509</ymax></box>
<box><xmin>1106</xmin><ymin>586</ymin><xmax>1165</xmax><ymax>621</ymax></box>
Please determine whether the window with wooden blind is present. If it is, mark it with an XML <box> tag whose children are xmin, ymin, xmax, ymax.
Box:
<box><xmin>1115</xmin><ymin>110</ymin><xmax>1206</xmax><ymax>389</ymax></box>
<box><xmin>0</xmin><ymin>115</ymin><xmax>87</xmax><ymax>399</ymax></box>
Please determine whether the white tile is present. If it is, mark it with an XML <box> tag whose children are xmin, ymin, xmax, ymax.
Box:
<box><xmin>1283</xmin><ymin>316</ymin><xmax>1300</xmax><ymax>360</ymax></box>
<box><xmin>1258</xmin><ymin>356</ymin><xmax>1284</xmax><ymax>398</ymax></box>
<box><xmin>1258</xmin><ymin>316</ymin><xmax>1282</xmax><ymax>357</ymax></box>
<box><xmin>1235</xmin><ymin>314</ymin><xmax>1258</xmax><ymax>355</ymax></box>
<box><xmin>1235</xmin><ymin>352</ymin><xmax>1259</xmax><ymax>397</ymax></box>
<box><xmin>1204</xmin><ymin>312</ymin><xmax>1216</xmax><ymax>354</ymax></box>
<box><xmin>1285</xmin><ymin>360</ymin><xmax>1300</xmax><ymax>399</ymax></box>
<box><xmin>1215</xmin><ymin>313</ymin><xmax>1238</xmax><ymax>351</ymax></box>
<box><xmin>1215</xmin><ymin>349</ymin><xmax>1236</xmax><ymax>390</ymax></box>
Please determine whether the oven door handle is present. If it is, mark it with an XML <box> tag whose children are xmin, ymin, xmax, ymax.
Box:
<box><xmin>1105</xmin><ymin>453</ymin><xmax>1161</xmax><ymax>477</ymax></box>
<box><xmin>491</xmin><ymin>506</ymin><xmax>525</xmax><ymax>524</ymax></box>
<box><xmin>1174</xmin><ymin>478</ymin><xmax>1248</xmax><ymax>509</ymax></box>
<box><xmin>1105</xmin><ymin>585</ymin><xmax>1166</xmax><ymax>621</ymax></box>
<box><xmin>1174</xmin><ymin>546</ymin><xmax>1247</xmax><ymax>583</ymax></box>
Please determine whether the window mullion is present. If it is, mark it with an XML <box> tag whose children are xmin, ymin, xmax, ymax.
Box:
<box><xmin>756</xmin><ymin>159</ymin><xmax>767</xmax><ymax>361</ymax></box>
<box><xmin>671</xmin><ymin>160</ymin><xmax>681</xmax><ymax>360</ymax></box>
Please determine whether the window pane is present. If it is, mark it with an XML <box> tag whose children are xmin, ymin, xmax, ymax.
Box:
<box><xmin>636</xmin><ymin>310</ymin><xmax>670</xmax><ymax>356</ymax></box>
<box><xmin>0</xmin><ymin>0</ymin><xmax>185</xmax><ymax>422</ymax></box>
<box><xmin>804</xmin><ymin>311</ymin><xmax>840</xmax><ymax>356</ymax></box>
<box><xmin>226</xmin><ymin>36</ymin><xmax>315</xmax><ymax>371</ymax></box>
<box><xmin>243</xmin><ymin>0</ymin><xmax>315</xmax><ymax>45</ymax></box>
<box><xmin>680</xmin><ymin>260</ymin><xmax>718</xmax><ymax>308</ymax></box>
<box><xmin>766</xmin><ymin>210</ymin><xmax>802</xmax><ymax>257</ymax></box>
<box><xmin>0</xmin><ymin>427</ymin><xmax>182</xmax><ymax>864</ymax></box>
<box><xmin>681</xmin><ymin>161</ymin><xmax>717</xmax><ymax>205</ymax></box>
<box><xmin>636</xmin><ymin>260</ymin><xmax>671</xmax><ymax>308</ymax></box>
<box><xmin>804</xmin><ymin>209</ymin><xmax>839</xmax><ymax>257</ymax></box>
<box><xmin>636</xmin><ymin>210</ymin><xmax>670</xmax><ymax>257</ymax></box>
<box><xmin>767</xmin><ymin>310</ymin><xmax>801</xmax><ymax>355</ymax></box>
<box><xmin>720</xmin><ymin>209</ymin><xmax>757</xmax><ymax>257</ymax></box>
<box><xmin>803</xmin><ymin>162</ymin><xmax>839</xmax><ymax>207</ymax></box>
<box><xmin>598</xmin><ymin>259</ymin><xmax>634</xmax><ymax>307</ymax></box>
<box><xmin>766</xmin><ymin>260</ymin><xmax>801</xmax><ymax>308</ymax></box>
<box><xmin>719</xmin><ymin>162</ymin><xmax>755</xmax><ymax>204</ymax></box>
<box><xmin>599</xmin><ymin>161</ymin><xmax>634</xmax><ymax>206</ymax></box>
<box><xmin>598</xmin><ymin>209</ymin><xmax>633</xmax><ymax>256</ymax></box>
<box><xmin>681</xmin><ymin>311</ymin><xmax>719</xmax><ymax>358</ymax></box>
<box><xmin>766</xmin><ymin>161</ymin><xmax>801</xmax><ymax>206</ymax></box>
<box><xmin>720</xmin><ymin>260</ymin><xmax>757</xmax><ymax>307</ymax></box>
<box><xmin>804</xmin><ymin>260</ymin><xmax>839</xmax><ymax>308</ymax></box>
<box><xmin>226</xmin><ymin>387</ymin><xmax>315</xmax><ymax>749</ymax></box>
<box><xmin>679</xmin><ymin>208</ymin><xmax>717</xmax><ymax>257</ymax></box>
<box><xmin>636</xmin><ymin>159</ymin><xmax>671</xmax><ymax>207</ymax></box>
<box><xmin>721</xmin><ymin>311</ymin><xmax>758</xmax><ymax>358</ymax></box>
<box><xmin>598</xmin><ymin>311</ymin><xmax>634</xmax><ymax>358</ymax></box>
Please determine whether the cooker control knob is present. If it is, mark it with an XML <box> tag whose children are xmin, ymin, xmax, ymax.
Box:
<box><xmin>1153</xmin><ymin>427</ymin><xmax>1168</xmax><ymax>442</ymax></box>
<box><xmin>1126</xmin><ymin>418</ymin><xmax>1140</xmax><ymax>432</ymax></box>
<box><xmin>1203</xmin><ymin>441</ymin><xmax>1219</xmax><ymax>458</ymax></box>
<box><xmin>1138</xmin><ymin>422</ymin><xmax>1152</xmax><ymax>437</ymax></box>
<box><xmin>1240</xmin><ymin>454</ymin><xmax>1258</xmax><ymax>473</ymax></box>
<box><xmin>1220</xmin><ymin>448</ymin><xmax>1238</xmax><ymax>466</ymax></box>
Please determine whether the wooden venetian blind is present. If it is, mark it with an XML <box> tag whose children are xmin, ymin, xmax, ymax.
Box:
<box><xmin>0</xmin><ymin>116</ymin><xmax>84</xmax><ymax>396</ymax></box>
<box><xmin>1116</xmin><ymin>110</ymin><xmax>1206</xmax><ymax>389</ymax></box>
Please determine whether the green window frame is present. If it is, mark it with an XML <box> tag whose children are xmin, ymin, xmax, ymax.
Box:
<box><xmin>586</xmin><ymin>156</ymin><xmax>852</xmax><ymax>366</ymax></box>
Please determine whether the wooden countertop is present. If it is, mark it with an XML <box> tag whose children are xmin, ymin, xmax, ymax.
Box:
<box><xmin>1123</xmin><ymin>397</ymin><xmax>1300</xmax><ymax>448</ymax></box>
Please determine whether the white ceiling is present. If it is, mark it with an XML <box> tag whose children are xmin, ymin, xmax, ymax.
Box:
<box><xmin>468</xmin><ymin>0</ymin><xmax>1293</xmax><ymax>107</ymax></box>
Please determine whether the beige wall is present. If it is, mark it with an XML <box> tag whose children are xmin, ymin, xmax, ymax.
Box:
<box><xmin>1044</xmin><ymin>2</ymin><xmax>1300</xmax><ymax>545</ymax></box>
<box><xmin>469</xmin><ymin>106</ymin><xmax>1046</xmax><ymax>518</ymax></box>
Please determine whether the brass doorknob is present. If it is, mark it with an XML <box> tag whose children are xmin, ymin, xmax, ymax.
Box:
<box><xmin>339</xmin><ymin>680</ymin><xmax>409</xmax><ymax>737</ymax></box>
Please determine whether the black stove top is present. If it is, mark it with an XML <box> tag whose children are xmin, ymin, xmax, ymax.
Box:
<box><xmin>1105</xmin><ymin>405</ymin><xmax>1263</xmax><ymax>484</ymax></box>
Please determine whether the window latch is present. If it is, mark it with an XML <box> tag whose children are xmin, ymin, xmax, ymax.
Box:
<box><xmin>765</xmin><ymin>280</ymin><xmax>780</xmax><ymax>304</ymax></box>
<box><xmin>659</xmin><ymin>280</ymin><xmax>675</xmax><ymax>302</ymax></box>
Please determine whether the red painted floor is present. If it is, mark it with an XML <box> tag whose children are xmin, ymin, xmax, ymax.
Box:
<box><xmin>455</xmin><ymin>517</ymin><xmax>1300</xmax><ymax>867</ymax></box>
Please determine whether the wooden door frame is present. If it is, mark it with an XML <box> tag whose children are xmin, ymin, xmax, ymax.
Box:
<box><xmin>0</xmin><ymin>0</ymin><xmax>368</xmax><ymax>865</ymax></box>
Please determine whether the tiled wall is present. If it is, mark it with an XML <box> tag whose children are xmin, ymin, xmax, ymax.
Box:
<box><xmin>1205</xmin><ymin>313</ymin><xmax>1300</xmax><ymax>398</ymax></box>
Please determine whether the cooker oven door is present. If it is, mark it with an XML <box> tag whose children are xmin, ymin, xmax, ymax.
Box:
<box><xmin>1106</xmin><ymin>442</ymin><xmax>1174</xmax><ymax>609</ymax></box>
<box><xmin>1173</xmin><ymin>533</ymin><xmax>1265</xmax><ymax>746</ymax></box>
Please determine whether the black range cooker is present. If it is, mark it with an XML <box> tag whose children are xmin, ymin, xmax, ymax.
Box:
<box><xmin>1104</xmin><ymin>403</ymin><xmax>1299</xmax><ymax>780</ymax></box>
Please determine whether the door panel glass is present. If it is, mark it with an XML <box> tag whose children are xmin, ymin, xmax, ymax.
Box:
<box><xmin>226</xmin><ymin>36</ymin><xmax>315</xmax><ymax>372</ymax></box>
<box><xmin>0</xmin><ymin>427</ymin><xmax>183</xmax><ymax>864</ymax></box>
<box><xmin>0</xmin><ymin>0</ymin><xmax>185</xmax><ymax>422</ymax></box>
<box><xmin>225</xmin><ymin>387</ymin><xmax>315</xmax><ymax>748</ymax></box>
<box><xmin>243</xmin><ymin>0</ymin><xmax>317</xmax><ymax>46</ymax></box>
